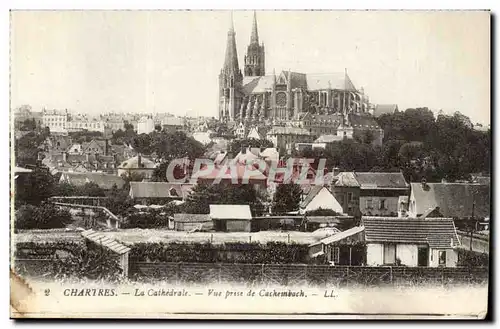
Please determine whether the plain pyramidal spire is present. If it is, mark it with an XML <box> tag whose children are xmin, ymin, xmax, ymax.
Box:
<box><xmin>250</xmin><ymin>11</ymin><xmax>259</xmax><ymax>44</ymax></box>
<box><xmin>223</xmin><ymin>11</ymin><xmax>239</xmax><ymax>73</ymax></box>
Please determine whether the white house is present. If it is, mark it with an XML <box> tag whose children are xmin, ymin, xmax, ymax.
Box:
<box><xmin>299</xmin><ymin>186</ymin><xmax>344</xmax><ymax>215</ymax></box>
<box><xmin>363</xmin><ymin>217</ymin><xmax>461</xmax><ymax>267</ymax></box>
<box><xmin>137</xmin><ymin>116</ymin><xmax>155</xmax><ymax>135</ymax></box>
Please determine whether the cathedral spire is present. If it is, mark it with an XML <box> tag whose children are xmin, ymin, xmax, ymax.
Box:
<box><xmin>250</xmin><ymin>11</ymin><xmax>259</xmax><ymax>44</ymax></box>
<box><xmin>223</xmin><ymin>11</ymin><xmax>240</xmax><ymax>74</ymax></box>
<box><xmin>244</xmin><ymin>11</ymin><xmax>265</xmax><ymax>77</ymax></box>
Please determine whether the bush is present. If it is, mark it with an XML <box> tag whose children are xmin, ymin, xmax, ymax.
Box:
<box><xmin>457</xmin><ymin>249</ymin><xmax>489</xmax><ymax>267</ymax></box>
<box><xmin>122</xmin><ymin>210</ymin><xmax>170</xmax><ymax>229</ymax></box>
<box><xmin>53</xmin><ymin>241</ymin><xmax>123</xmax><ymax>281</ymax></box>
<box><xmin>15</xmin><ymin>203</ymin><xmax>72</xmax><ymax>230</ymax></box>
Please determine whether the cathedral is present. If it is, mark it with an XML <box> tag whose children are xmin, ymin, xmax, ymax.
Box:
<box><xmin>218</xmin><ymin>12</ymin><xmax>372</xmax><ymax>125</ymax></box>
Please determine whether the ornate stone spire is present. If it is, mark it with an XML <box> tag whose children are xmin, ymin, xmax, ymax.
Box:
<box><xmin>250</xmin><ymin>11</ymin><xmax>259</xmax><ymax>44</ymax></box>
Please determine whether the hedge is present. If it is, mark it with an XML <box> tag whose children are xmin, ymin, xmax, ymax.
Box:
<box><xmin>129</xmin><ymin>241</ymin><xmax>312</xmax><ymax>264</ymax></box>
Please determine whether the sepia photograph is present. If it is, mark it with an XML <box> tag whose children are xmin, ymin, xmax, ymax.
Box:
<box><xmin>9</xmin><ymin>9</ymin><xmax>491</xmax><ymax>319</ymax></box>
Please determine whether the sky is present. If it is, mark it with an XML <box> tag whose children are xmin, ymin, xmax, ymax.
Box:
<box><xmin>10</xmin><ymin>10</ymin><xmax>490</xmax><ymax>124</ymax></box>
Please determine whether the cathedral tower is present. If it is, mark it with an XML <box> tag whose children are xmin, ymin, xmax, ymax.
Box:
<box><xmin>219</xmin><ymin>13</ymin><xmax>243</xmax><ymax>121</ymax></box>
<box><xmin>244</xmin><ymin>11</ymin><xmax>265</xmax><ymax>77</ymax></box>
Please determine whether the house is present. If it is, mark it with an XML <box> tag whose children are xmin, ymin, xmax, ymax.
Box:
<box><xmin>266</xmin><ymin>126</ymin><xmax>314</xmax><ymax>154</ymax></box>
<box><xmin>118</xmin><ymin>154</ymin><xmax>156</xmax><ymax>179</ymax></box>
<box><xmin>161</xmin><ymin>116</ymin><xmax>185</xmax><ymax>133</ymax></box>
<box><xmin>408</xmin><ymin>182</ymin><xmax>490</xmax><ymax>220</ymax></box>
<box><xmin>42</xmin><ymin>151</ymin><xmax>122</xmax><ymax>174</ymax></box>
<box><xmin>173</xmin><ymin>214</ymin><xmax>213</xmax><ymax>231</ymax></box>
<box><xmin>333</xmin><ymin>172</ymin><xmax>409</xmax><ymax>217</ymax></box>
<box><xmin>299</xmin><ymin>186</ymin><xmax>344</xmax><ymax>215</ymax></box>
<box><xmin>209</xmin><ymin>204</ymin><xmax>253</xmax><ymax>232</ymax></box>
<box><xmin>59</xmin><ymin>172</ymin><xmax>126</xmax><ymax>190</ymax></box>
<box><xmin>128</xmin><ymin>182</ymin><xmax>194</xmax><ymax>204</ymax></box>
<box><xmin>308</xmin><ymin>226</ymin><xmax>366</xmax><ymax>265</ymax></box>
<box><xmin>332</xmin><ymin>172</ymin><xmax>360</xmax><ymax>216</ymax></box>
<box><xmin>67</xmin><ymin>143</ymin><xmax>83</xmax><ymax>155</ymax></box>
<box><xmin>363</xmin><ymin>217</ymin><xmax>461</xmax><ymax>267</ymax></box>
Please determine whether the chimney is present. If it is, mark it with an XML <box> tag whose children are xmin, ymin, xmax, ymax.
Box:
<box><xmin>105</xmin><ymin>139</ymin><xmax>109</xmax><ymax>156</ymax></box>
<box><xmin>62</xmin><ymin>151</ymin><xmax>67</xmax><ymax>162</ymax></box>
<box><xmin>86</xmin><ymin>152</ymin><xmax>90</xmax><ymax>162</ymax></box>
<box><xmin>138</xmin><ymin>153</ymin><xmax>142</xmax><ymax>168</ymax></box>
<box><xmin>241</xmin><ymin>146</ymin><xmax>247</xmax><ymax>154</ymax></box>
<box><xmin>450</xmin><ymin>237</ymin><xmax>454</xmax><ymax>247</ymax></box>
<box><xmin>421</xmin><ymin>178</ymin><xmax>427</xmax><ymax>188</ymax></box>
<box><xmin>332</xmin><ymin>167</ymin><xmax>340</xmax><ymax>177</ymax></box>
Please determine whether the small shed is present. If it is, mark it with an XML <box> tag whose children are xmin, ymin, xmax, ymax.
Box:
<box><xmin>173</xmin><ymin>214</ymin><xmax>213</xmax><ymax>231</ymax></box>
<box><xmin>309</xmin><ymin>226</ymin><xmax>366</xmax><ymax>265</ymax></box>
<box><xmin>209</xmin><ymin>204</ymin><xmax>252</xmax><ymax>232</ymax></box>
<box><xmin>81</xmin><ymin>229</ymin><xmax>131</xmax><ymax>277</ymax></box>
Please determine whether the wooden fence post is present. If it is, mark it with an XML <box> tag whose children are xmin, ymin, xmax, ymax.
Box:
<box><xmin>389</xmin><ymin>266</ymin><xmax>393</xmax><ymax>283</ymax></box>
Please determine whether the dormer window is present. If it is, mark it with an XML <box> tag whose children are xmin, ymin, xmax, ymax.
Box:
<box><xmin>169</xmin><ymin>188</ymin><xmax>178</xmax><ymax>197</ymax></box>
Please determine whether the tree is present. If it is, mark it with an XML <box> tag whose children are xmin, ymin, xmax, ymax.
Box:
<box><xmin>305</xmin><ymin>208</ymin><xmax>341</xmax><ymax>216</ymax></box>
<box><xmin>230</xmin><ymin>138</ymin><xmax>274</xmax><ymax>153</ymax></box>
<box><xmin>15</xmin><ymin>168</ymin><xmax>56</xmax><ymax>207</ymax></box>
<box><xmin>20</xmin><ymin>118</ymin><xmax>37</xmax><ymax>131</ymax></box>
<box><xmin>182</xmin><ymin>182</ymin><xmax>264</xmax><ymax>215</ymax></box>
<box><xmin>271</xmin><ymin>184</ymin><xmax>303</xmax><ymax>214</ymax></box>
<box><xmin>15</xmin><ymin>203</ymin><xmax>72</xmax><ymax>230</ymax></box>
<box><xmin>15</xmin><ymin>128</ymin><xmax>50</xmax><ymax>166</ymax></box>
<box><xmin>103</xmin><ymin>184</ymin><xmax>134</xmax><ymax>216</ymax></box>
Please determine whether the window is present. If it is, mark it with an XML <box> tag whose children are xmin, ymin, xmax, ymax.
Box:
<box><xmin>383</xmin><ymin>244</ymin><xmax>396</xmax><ymax>264</ymax></box>
<box><xmin>366</xmin><ymin>199</ymin><xmax>373</xmax><ymax>209</ymax></box>
<box><xmin>438</xmin><ymin>250</ymin><xmax>446</xmax><ymax>266</ymax></box>
<box><xmin>379</xmin><ymin>199</ymin><xmax>386</xmax><ymax>210</ymax></box>
<box><xmin>332</xmin><ymin>247</ymin><xmax>340</xmax><ymax>264</ymax></box>
<box><xmin>347</xmin><ymin>192</ymin><xmax>353</xmax><ymax>203</ymax></box>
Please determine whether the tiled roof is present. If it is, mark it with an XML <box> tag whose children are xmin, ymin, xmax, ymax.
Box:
<box><xmin>315</xmin><ymin>134</ymin><xmax>343</xmax><ymax>143</ymax></box>
<box><xmin>173</xmin><ymin>214</ymin><xmax>211</xmax><ymax>223</ymax></box>
<box><xmin>209</xmin><ymin>204</ymin><xmax>252</xmax><ymax>220</ymax></box>
<box><xmin>267</xmin><ymin>126</ymin><xmax>311</xmax><ymax>136</ymax></box>
<box><xmin>242</xmin><ymin>76</ymin><xmax>275</xmax><ymax>94</ymax></box>
<box><xmin>373</xmin><ymin>104</ymin><xmax>398</xmax><ymax>117</ymax></box>
<box><xmin>310</xmin><ymin>226</ymin><xmax>365</xmax><ymax>247</ymax></box>
<box><xmin>119</xmin><ymin>155</ymin><xmax>156</xmax><ymax>169</ymax></box>
<box><xmin>334</xmin><ymin>172</ymin><xmax>360</xmax><ymax>187</ymax></box>
<box><xmin>129</xmin><ymin>182</ymin><xmax>194</xmax><ymax>199</ymax></box>
<box><xmin>81</xmin><ymin>229</ymin><xmax>130</xmax><ymax>255</ymax></box>
<box><xmin>354</xmin><ymin>172</ymin><xmax>409</xmax><ymax>189</ymax></box>
<box><xmin>362</xmin><ymin>217</ymin><xmax>460</xmax><ymax>249</ymax></box>
<box><xmin>410</xmin><ymin>182</ymin><xmax>490</xmax><ymax>219</ymax></box>
<box><xmin>300</xmin><ymin>185</ymin><xmax>324</xmax><ymax>208</ymax></box>
<box><xmin>242</xmin><ymin>71</ymin><xmax>357</xmax><ymax>93</ymax></box>
<box><xmin>60</xmin><ymin>172</ymin><xmax>126</xmax><ymax>189</ymax></box>
<box><xmin>348</xmin><ymin>114</ymin><xmax>381</xmax><ymax>129</ymax></box>
<box><xmin>306</xmin><ymin>72</ymin><xmax>357</xmax><ymax>91</ymax></box>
